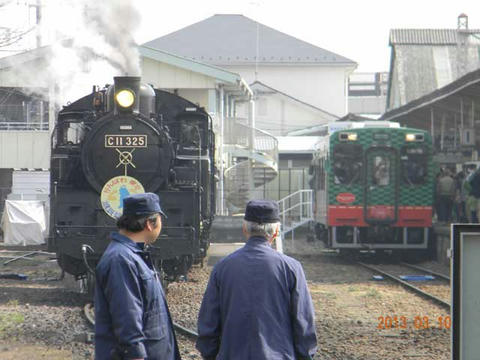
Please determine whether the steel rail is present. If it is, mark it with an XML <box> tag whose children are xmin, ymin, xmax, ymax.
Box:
<box><xmin>83</xmin><ymin>302</ymin><xmax>199</xmax><ymax>339</ymax></box>
<box><xmin>399</xmin><ymin>262</ymin><xmax>450</xmax><ymax>282</ymax></box>
<box><xmin>357</xmin><ymin>262</ymin><xmax>450</xmax><ymax>311</ymax></box>
<box><xmin>172</xmin><ymin>322</ymin><xmax>199</xmax><ymax>339</ymax></box>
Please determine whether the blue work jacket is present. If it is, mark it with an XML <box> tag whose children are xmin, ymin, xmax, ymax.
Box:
<box><xmin>196</xmin><ymin>236</ymin><xmax>317</xmax><ymax>360</ymax></box>
<box><xmin>95</xmin><ymin>232</ymin><xmax>180</xmax><ymax>360</ymax></box>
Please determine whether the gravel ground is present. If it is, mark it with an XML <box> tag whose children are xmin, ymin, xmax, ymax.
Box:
<box><xmin>0</xmin><ymin>239</ymin><xmax>451</xmax><ymax>360</ymax></box>
<box><xmin>0</xmin><ymin>251</ymin><xmax>93</xmax><ymax>359</ymax></box>
<box><xmin>287</xmin><ymin>242</ymin><xmax>451</xmax><ymax>360</ymax></box>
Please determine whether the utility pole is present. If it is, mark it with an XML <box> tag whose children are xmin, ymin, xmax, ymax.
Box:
<box><xmin>29</xmin><ymin>0</ymin><xmax>42</xmax><ymax>48</ymax></box>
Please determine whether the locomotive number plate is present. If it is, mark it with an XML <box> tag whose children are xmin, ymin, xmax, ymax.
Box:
<box><xmin>105</xmin><ymin>135</ymin><xmax>147</xmax><ymax>148</ymax></box>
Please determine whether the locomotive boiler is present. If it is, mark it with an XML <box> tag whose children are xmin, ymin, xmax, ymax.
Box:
<box><xmin>48</xmin><ymin>76</ymin><xmax>215</xmax><ymax>283</ymax></box>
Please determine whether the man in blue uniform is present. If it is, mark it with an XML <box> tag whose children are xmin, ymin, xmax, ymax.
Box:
<box><xmin>95</xmin><ymin>193</ymin><xmax>181</xmax><ymax>360</ymax></box>
<box><xmin>196</xmin><ymin>200</ymin><xmax>317</xmax><ymax>359</ymax></box>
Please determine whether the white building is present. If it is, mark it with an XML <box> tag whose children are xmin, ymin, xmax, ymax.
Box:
<box><xmin>143</xmin><ymin>14</ymin><xmax>357</xmax><ymax>125</ymax></box>
<box><xmin>246</xmin><ymin>81</ymin><xmax>338</xmax><ymax>136</ymax></box>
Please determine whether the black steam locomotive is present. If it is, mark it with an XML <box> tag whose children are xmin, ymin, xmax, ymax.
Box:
<box><xmin>48</xmin><ymin>76</ymin><xmax>215</xmax><ymax>284</ymax></box>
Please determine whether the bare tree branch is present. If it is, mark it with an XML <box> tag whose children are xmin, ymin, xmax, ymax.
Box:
<box><xmin>0</xmin><ymin>26</ymin><xmax>35</xmax><ymax>47</ymax></box>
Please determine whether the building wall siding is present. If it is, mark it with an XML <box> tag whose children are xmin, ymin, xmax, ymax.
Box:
<box><xmin>220</xmin><ymin>64</ymin><xmax>349</xmax><ymax>116</ymax></box>
<box><xmin>0</xmin><ymin>131</ymin><xmax>50</xmax><ymax>168</ymax></box>
<box><xmin>141</xmin><ymin>58</ymin><xmax>216</xmax><ymax>90</ymax></box>
<box><xmin>388</xmin><ymin>33</ymin><xmax>480</xmax><ymax>110</ymax></box>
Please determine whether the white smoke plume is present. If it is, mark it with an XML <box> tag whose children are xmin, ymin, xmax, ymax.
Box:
<box><xmin>2</xmin><ymin>0</ymin><xmax>142</xmax><ymax>107</ymax></box>
<box><xmin>49</xmin><ymin>0</ymin><xmax>142</xmax><ymax>104</ymax></box>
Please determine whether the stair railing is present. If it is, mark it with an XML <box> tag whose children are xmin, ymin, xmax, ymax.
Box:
<box><xmin>276</xmin><ymin>189</ymin><xmax>314</xmax><ymax>252</ymax></box>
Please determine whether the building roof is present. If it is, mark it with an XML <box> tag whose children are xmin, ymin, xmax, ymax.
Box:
<box><xmin>0</xmin><ymin>44</ymin><xmax>252</xmax><ymax>97</ymax></box>
<box><xmin>0</xmin><ymin>45</ymin><xmax>51</xmax><ymax>69</ymax></box>
<box><xmin>390</xmin><ymin>29</ymin><xmax>480</xmax><ymax>45</ymax></box>
<box><xmin>381</xmin><ymin>67</ymin><xmax>480</xmax><ymax>123</ymax></box>
<box><xmin>143</xmin><ymin>14</ymin><xmax>356</xmax><ymax>66</ymax></box>
<box><xmin>250</xmin><ymin>81</ymin><xmax>339</xmax><ymax>119</ymax></box>
<box><xmin>140</xmin><ymin>46</ymin><xmax>243</xmax><ymax>85</ymax></box>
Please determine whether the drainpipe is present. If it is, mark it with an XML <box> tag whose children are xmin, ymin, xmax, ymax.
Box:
<box><xmin>430</xmin><ymin>107</ymin><xmax>434</xmax><ymax>148</ymax></box>
<box><xmin>219</xmin><ymin>85</ymin><xmax>225</xmax><ymax>215</ymax></box>
<box><xmin>48</xmin><ymin>85</ymin><xmax>55</xmax><ymax>135</ymax></box>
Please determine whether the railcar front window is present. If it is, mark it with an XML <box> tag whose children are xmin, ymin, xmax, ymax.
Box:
<box><xmin>332</xmin><ymin>144</ymin><xmax>363</xmax><ymax>185</ymax></box>
<box><xmin>372</xmin><ymin>155</ymin><xmax>390</xmax><ymax>186</ymax></box>
<box><xmin>401</xmin><ymin>146</ymin><xmax>427</xmax><ymax>185</ymax></box>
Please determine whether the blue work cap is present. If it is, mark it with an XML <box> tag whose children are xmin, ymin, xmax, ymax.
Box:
<box><xmin>244</xmin><ymin>200</ymin><xmax>280</xmax><ymax>224</ymax></box>
<box><xmin>122</xmin><ymin>193</ymin><xmax>167</xmax><ymax>218</ymax></box>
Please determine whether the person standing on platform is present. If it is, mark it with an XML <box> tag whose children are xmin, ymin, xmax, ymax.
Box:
<box><xmin>466</xmin><ymin>166</ymin><xmax>480</xmax><ymax>223</ymax></box>
<box><xmin>436</xmin><ymin>169</ymin><xmax>456</xmax><ymax>223</ymax></box>
<box><xmin>196</xmin><ymin>200</ymin><xmax>318</xmax><ymax>360</ymax></box>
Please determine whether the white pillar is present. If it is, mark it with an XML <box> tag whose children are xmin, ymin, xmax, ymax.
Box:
<box><xmin>219</xmin><ymin>85</ymin><xmax>225</xmax><ymax>215</ymax></box>
<box><xmin>430</xmin><ymin>107</ymin><xmax>434</xmax><ymax>147</ymax></box>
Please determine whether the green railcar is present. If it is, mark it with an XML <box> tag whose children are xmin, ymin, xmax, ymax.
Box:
<box><xmin>312</xmin><ymin>125</ymin><xmax>434</xmax><ymax>254</ymax></box>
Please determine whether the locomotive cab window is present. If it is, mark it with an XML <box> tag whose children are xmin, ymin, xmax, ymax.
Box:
<box><xmin>332</xmin><ymin>144</ymin><xmax>363</xmax><ymax>185</ymax></box>
<box><xmin>401</xmin><ymin>146</ymin><xmax>428</xmax><ymax>185</ymax></box>
<box><xmin>58</xmin><ymin>120</ymin><xmax>86</xmax><ymax>146</ymax></box>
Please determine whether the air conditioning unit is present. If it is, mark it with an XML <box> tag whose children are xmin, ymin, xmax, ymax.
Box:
<box><xmin>461</xmin><ymin>128</ymin><xmax>475</xmax><ymax>146</ymax></box>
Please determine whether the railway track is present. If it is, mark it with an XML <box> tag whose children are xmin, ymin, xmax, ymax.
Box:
<box><xmin>399</xmin><ymin>262</ymin><xmax>450</xmax><ymax>281</ymax></box>
<box><xmin>357</xmin><ymin>261</ymin><xmax>451</xmax><ymax>311</ymax></box>
<box><xmin>83</xmin><ymin>302</ymin><xmax>199</xmax><ymax>339</ymax></box>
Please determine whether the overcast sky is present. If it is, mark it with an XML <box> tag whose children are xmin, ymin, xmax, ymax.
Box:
<box><xmin>1</xmin><ymin>0</ymin><xmax>479</xmax><ymax>73</ymax></box>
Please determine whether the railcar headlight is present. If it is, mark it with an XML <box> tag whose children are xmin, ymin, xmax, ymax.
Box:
<box><xmin>115</xmin><ymin>89</ymin><xmax>135</xmax><ymax>108</ymax></box>
<box><xmin>339</xmin><ymin>132</ymin><xmax>357</xmax><ymax>141</ymax></box>
<box><xmin>405</xmin><ymin>133</ymin><xmax>424</xmax><ymax>142</ymax></box>
<box><xmin>405</xmin><ymin>134</ymin><xmax>416</xmax><ymax>142</ymax></box>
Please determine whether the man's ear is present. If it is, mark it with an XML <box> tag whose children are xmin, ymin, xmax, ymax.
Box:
<box><xmin>145</xmin><ymin>218</ymin><xmax>156</xmax><ymax>232</ymax></box>
<box><xmin>145</xmin><ymin>220</ymin><xmax>152</xmax><ymax>232</ymax></box>
<box><xmin>270</xmin><ymin>225</ymin><xmax>279</xmax><ymax>243</ymax></box>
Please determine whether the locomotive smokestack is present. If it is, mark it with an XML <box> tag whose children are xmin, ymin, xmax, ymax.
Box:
<box><xmin>113</xmin><ymin>76</ymin><xmax>141</xmax><ymax>114</ymax></box>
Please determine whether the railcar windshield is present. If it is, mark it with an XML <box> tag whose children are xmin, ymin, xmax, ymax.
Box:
<box><xmin>332</xmin><ymin>143</ymin><xmax>363</xmax><ymax>185</ymax></box>
<box><xmin>401</xmin><ymin>146</ymin><xmax>428</xmax><ymax>185</ymax></box>
<box><xmin>372</xmin><ymin>155</ymin><xmax>391</xmax><ymax>186</ymax></box>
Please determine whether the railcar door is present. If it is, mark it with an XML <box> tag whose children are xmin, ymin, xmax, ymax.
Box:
<box><xmin>364</xmin><ymin>148</ymin><xmax>398</xmax><ymax>224</ymax></box>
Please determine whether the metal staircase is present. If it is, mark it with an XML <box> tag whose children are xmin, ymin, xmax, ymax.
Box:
<box><xmin>223</xmin><ymin>120</ymin><xmax>278</xmax><ymax>213</ymax></box>
<box><xmin>276</xmin><ymin>189</ymin><xmax>314</xmax><ymax>253</ymax></box>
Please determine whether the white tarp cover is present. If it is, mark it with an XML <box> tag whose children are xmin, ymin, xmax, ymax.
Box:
<box><xmin>1</xmin><ymin>200</ymin><xmax>46</xmax><ymax>246</ymax></box>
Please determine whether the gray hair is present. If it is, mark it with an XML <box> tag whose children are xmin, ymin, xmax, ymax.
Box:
<box><xmin>243</xmin><ymin>220</ymin><xmax>280</xmax><ymax>239</ymax></box>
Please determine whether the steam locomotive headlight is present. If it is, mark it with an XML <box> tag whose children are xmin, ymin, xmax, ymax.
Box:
<box><xmin>405</xmin><ymin>134</ymin><xmax>416</xmax><ymax>142</ymax></box>
<box><xmin>116</xmin><ymin>89</ymin><xmax>135</xmax><ymax>108</ymax></box>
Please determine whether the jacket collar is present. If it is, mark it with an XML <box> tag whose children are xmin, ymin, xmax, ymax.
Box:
<box><xmin>246</xmin><ymin>236</ymin><xmax>271</xmax><ymax>247</ymax></box>
<box><xmin>110</xmin><ymin>232</ymin><xmax>144</xmax><ymax>253</ymax></box>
